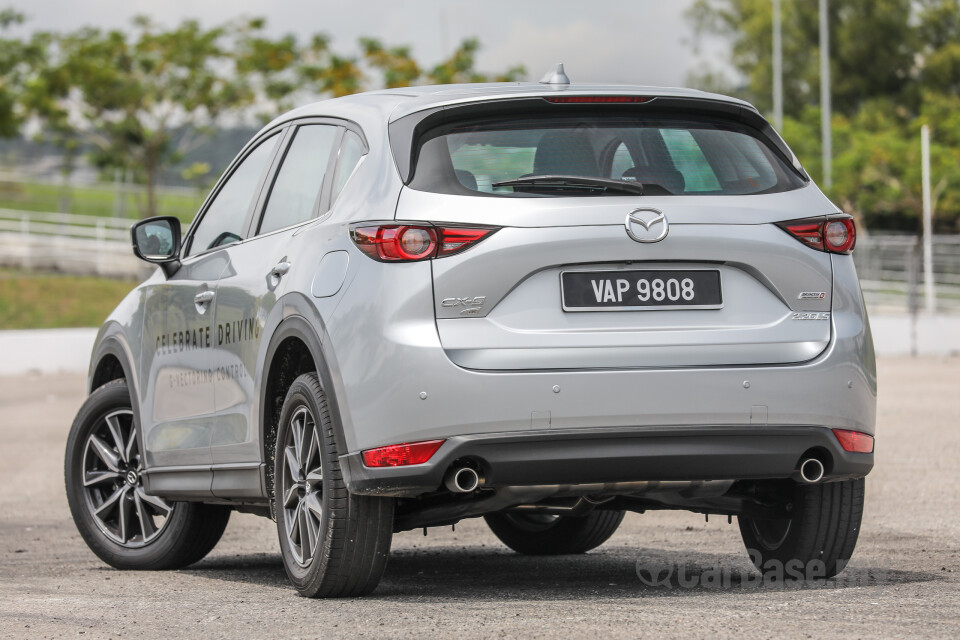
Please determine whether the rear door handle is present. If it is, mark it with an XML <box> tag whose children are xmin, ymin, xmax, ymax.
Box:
<box><xmin>194</xmin><ymin>290</ymin><xmax>215</xmax><ymax>305</ymax></box>
<box><xmin>271</xmin><ymin>261</ymin><xmax>292</xmax><ymax>278</ymax></box>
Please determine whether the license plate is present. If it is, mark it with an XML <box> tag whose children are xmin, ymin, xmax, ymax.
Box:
<box><xmin>561</xmin><ymin>269</ymin><xmax>723</xmax><ymax>311</ymax></box>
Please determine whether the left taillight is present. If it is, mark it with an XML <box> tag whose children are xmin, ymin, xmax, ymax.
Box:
<box><xmin>351</xmin><ymin>222</ymin><xmax>497</xmax><ymax>262</ymax></box>
<box><xmin>778</xmin><ymin>216</ymin><xmax>856</xmax><ymax>254</ymax></box>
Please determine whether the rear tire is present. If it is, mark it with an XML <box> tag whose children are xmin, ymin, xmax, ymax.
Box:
<box><xmin>738</xmin><ymin>478</ymin><xmax>865</xmax><ymax>579</ymax></box>
<box><xmin>484</xmin><ymin>509</ymin><xmax>625</xmax><ymax>555</ymax></box>
<box><xmin>274</xmin><ymin>373</ymin><xmax>394</xmax><ymax>598</ymax></box>
<box><xmin>65</xmin><ymin>379</ymin><xmax>230</xmax><ymax>570</ymax></box>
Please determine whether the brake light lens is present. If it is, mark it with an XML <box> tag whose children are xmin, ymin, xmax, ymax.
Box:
<box><xmin>824</xmin><ymin>219</ymin><xmax>856</xmax><ymax>253</ymax></box>
<box><xmin>351</xmin><ymin>223</ymin><xmax>497</xmax><ymax>262</ymax></box>
<box><xmin>832</xmin><ymin>429</ymin><xmax>874</xmax><ymax>453</ymax></box>
<box><xmin>778</xmin><ymin>217</ymin><xmax>856</xmax><ymax>254</ymax></box>
<box><xmin>544</xmin><ymin>96</ymin><xmax>654</xmax><ymax>104</ymax></box>
<box><xmin>361</xmin><ymin>439</ymin><xmax>445</xmax><ymax>467</ymax></box>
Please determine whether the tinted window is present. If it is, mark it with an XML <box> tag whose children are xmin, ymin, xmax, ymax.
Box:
<box><xmin>660</xmin><ymin>129</ymin><xmax>722</xmax><ymax>192</ymax></box>
<box><xmin>259</xmin><ymin>125</ymin><xmax>339</xmax><ymax>235</ymax></box>
<box><xmin>410</xmin><ymin>116</ymin><xmax>805</xmax><ymax>197</ymax></box>
<box><xmin>188</xmin><ymin>134</ymin><xmax>279</xmax><ymax>255</ymax></box>
<box><xmin>332</xmin><ymin>130</ymin><xmax>365</xmax><ymax>200</ymax></box>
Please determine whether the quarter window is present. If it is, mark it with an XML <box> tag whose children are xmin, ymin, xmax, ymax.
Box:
<box><xmin>188</xmin><ymin>134</ymin><xmax>279</xmax><ymax>256</ymax></box>
<box><xmin>332</xmin><ymin>130</ymin><xmax>366</xmax><ymax>201</ymax></box>
<box><xmin>258</xmin><ymin>125</ymin><xmax>339</xmax><ymax>235</ymax></box>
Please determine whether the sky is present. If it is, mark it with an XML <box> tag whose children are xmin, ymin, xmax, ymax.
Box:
<box><xmin>7</xmin><ymin>0</ymin><xmax>731</xmax><ymax>88</ymax></box>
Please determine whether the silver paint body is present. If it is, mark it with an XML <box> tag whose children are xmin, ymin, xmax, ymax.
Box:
<box><xmin>87</xmin><ymin>83</ymin><xmax>877</xmax><ymax>500</ymax></box>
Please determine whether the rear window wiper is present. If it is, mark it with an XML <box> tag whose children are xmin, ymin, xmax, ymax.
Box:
<box><xmin>491</xmin><ymin>175</ymin><xmax>645</xmax><ymax>196</ymax></box>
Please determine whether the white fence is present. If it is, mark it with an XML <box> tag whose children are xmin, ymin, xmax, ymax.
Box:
<box><xmin>0</xmin><ymin>209</ymin><xmax>143</xmax><ymax>278</ymax></box>
<box><xmin>855</xmin><ymin>234</ymin><xmax>960</xmax><ymax>314</ymax></box>
<box><xmin>1</xmin><ymin>210</ymin><xmax>959</xmax><ymax>313</ymax></box>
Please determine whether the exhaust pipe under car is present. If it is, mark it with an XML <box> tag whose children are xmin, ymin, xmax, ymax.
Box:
<box><xmin>445</xmin><ymin>467</ymin><xmax>482</xmax><ymax>493</ymax></box>
<box><xmin>798</xmin><ymin>457</ymin><xmax>825</xmax><ymax>484</ymax></box>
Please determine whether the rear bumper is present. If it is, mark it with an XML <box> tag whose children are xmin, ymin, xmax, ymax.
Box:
<box><xmin>342</xmin><ymin>425</ymin><xmax>874</xmax><ymax>497</ymax></box>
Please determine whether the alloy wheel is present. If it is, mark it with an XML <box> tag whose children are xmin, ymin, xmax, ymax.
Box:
<box><xmin>280</xmin><ymin>405</ymin><xmax>324</xmax><ymax>567</ymax></box>
<box><xmin>81</xmin><ymin>409</ymin><xmax>173</xmax><ymax>547</ymax></box>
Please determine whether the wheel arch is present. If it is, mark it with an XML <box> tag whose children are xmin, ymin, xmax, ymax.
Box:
<box><xmin>87</xmin><ymin>331</ymin><xmax>142</xmax><ymax>420</ymax></box>
<box><xmin>86</xmin><ymin>330</ymin><xmax>150</xmax><ymax>468</ymax></box>
<box><xmin>90</xmin><ymin>352</ymin><xmax>125</xmax><ymax>390</ymax></box>
<box><xmin>88</xmin><ymin>331</ymin><xmax>138</xmax><ymax>394</ymax></box>
<box><xmin>259</xmin><ymin>314</ymin><xmax>350</xmax><ymax>500</ymax></box>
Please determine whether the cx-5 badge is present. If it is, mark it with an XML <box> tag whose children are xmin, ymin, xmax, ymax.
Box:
<box><xmin>441</xmin><ymin>296</ymin><xmax>486</xmax><ymax>307</ymax></box>
<box><xmin>625</xmin><ymin>208</ymin><xmax>669</xmax><ymax>243</ymax></box>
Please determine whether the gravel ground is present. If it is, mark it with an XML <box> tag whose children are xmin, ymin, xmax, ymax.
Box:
<box><xmin>1</xmin><ymin>356</ymin><xmax>958</xmax><ymax>639</ymax></box>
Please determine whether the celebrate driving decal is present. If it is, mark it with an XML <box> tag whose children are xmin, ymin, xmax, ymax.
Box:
<box><xmin>155</xmin><ymin>316</ymin><xmax>261</xmax><ymax>355</ymax></box>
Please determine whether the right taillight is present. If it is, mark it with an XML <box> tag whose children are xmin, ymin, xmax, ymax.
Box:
<box><xmin>778</xmin><ymin>217</ymin><xmax>856</xmax><ymax>254</ymax></box>
<box><xmin>350</xmin><ymin>222</ymin><xmax>498</xmax><ymax>262</ymax></box>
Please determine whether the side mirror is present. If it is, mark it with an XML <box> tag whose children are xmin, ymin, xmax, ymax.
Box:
<box><xmin>131</xmin><ymin>216</ymin><xmax>181</xmax><ymax>278</ymax></box>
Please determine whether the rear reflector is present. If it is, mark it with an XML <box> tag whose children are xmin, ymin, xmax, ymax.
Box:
<box><xmin>351</xmin><ymin>222</ymin><xmax>497</xmax><ymax>262</ymax></box>
<box><xmin>778</xmin><ymin>217</ymin><xmax>856</xmax><ymax>254</ymax></box>
<box><xmin>544</xmin><ymin>96</ymin><xmax>653</xmax><ymax>104</ymax></box>
<box><xmin>832</xmin><ymin>429</ymin><xmax>874</xmax><ymax>453</ymax></box>
<box><xmin>361</xmin><ymin>440</ymin><xmax>445</xmax><ymax>467</ymax></box>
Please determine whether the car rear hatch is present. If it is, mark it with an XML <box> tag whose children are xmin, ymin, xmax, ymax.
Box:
<box><xmin>390</xmin><ymin>96</ymin><xmax>839</xmax><ymax>370</ymax></box>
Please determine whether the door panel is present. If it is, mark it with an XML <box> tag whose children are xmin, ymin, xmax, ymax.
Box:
<box><xmin>208</xmin><ymin>232</ymin><xmax>295</xmax><ymax>469</ymax></box>
<box><xmin>139</xmin><ymin>253</ymin><xmax>227</xmax><ymax>469</ymax></box>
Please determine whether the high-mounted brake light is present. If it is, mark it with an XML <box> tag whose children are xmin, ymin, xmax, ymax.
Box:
<box><xmin>832</xmin><ymin>429</ymin><xmax>874</xmax><ymax>454</ymax></box>
<box><xmin>351</xmin><ymin>223</ymin><xmax>497</xmax><ymax>262</ymax></box>
<box><xmin>544</xmin><ymin>96</ymin><xmax>653</xmax><ymax>104</ymax></box>
<box><xmin>778</xmin><ymin>217</ymin><xmax>856</xmax><ymax>254</ymax></box>
<box><xmin>361</xmin><ymin>439</ymin><xmax>445</xmax><ymax>467</ymax></box>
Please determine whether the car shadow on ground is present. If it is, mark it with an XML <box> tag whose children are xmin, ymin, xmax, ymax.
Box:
<box><xmin>181</xmin><ymin>547</ymin><xmax>942</xmax><ymax>601</ymax></box>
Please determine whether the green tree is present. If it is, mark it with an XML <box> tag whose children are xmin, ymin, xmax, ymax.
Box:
<box><xmin>31</xmin><ymin>18</ymin><xmax>273</xmax><ymax>217</ymax></box>
<box><xmin>0</xmin><ymin>9</ymin><xmax>46</xmax><ymax>138</ymax></box>
<box><xmin>427</xmin><ymin>38</ymin><xmax>525</xmax><ymax>84</ymax></box>
<box><xmin>689</xmin><ymin>0</ymin><xmax>960</xmax><ymax>231</ymax></box>
<box><xmin>362</xmin><ymin>37</ymin><xmax>525</xmax><ymax>87</ymax></box>
<box><xmin>14</xmin><ymin>13</ymin><xmax>524</xmax><ymax>220</ymax></box>
<box><xmin>688</xmin><ymin>0</ymin><xmax>916</xmax><ymax>117</ymax></box>
<box><xmin>359</xmin><ymin>38</ymin><xmax>421</xmax><ymax>88</ymax></box>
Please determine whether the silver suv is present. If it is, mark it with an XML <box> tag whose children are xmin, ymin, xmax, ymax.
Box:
<box><xmin>65</xmin><ymin>72</ymin><xmax>876</xmax><ymax>597</ymax></box>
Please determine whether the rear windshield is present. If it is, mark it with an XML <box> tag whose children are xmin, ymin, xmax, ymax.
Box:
<box><xmin>408</xmin><ymin>115</ymin><xmax>806</xmax><ymax>197</ymax></box>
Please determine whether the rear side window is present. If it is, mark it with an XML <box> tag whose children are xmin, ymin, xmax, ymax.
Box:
<box><xmin>409</xmin><ymin>115</ymin><xmax>805</xmax><ymax>197</ymax></box>
<box><xmin>258</xmin><ymin>124</ymin><xmax>339</xmax><ymax>235</ymax></box>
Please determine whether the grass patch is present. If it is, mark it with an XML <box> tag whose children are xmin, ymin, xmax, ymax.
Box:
<box><xmin>0</xmin><ymin>269</ymin><xmax>137</xmax><ymax>329</ymax></box>
<box><xmin>0</xmin><ymin>179</ymin><xmax>205</xmax><ymax>223</ymax></box>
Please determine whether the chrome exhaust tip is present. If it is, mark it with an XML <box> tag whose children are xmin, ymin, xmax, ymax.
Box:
<box><xmin>798</xmin><ymin>457</ymin><xmax>825</xmax><ymax>484</ymax></box>
<box><xmin>445</xmin><ymin>467</ymin><xmax>481</xmax><ymax>493</ymax></box>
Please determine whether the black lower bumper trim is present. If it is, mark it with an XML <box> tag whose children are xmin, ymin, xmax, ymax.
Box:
<box><xmin>341</xmin><ymin>426</ymin><xmax>874</xmax><ymax>498</ymax></box>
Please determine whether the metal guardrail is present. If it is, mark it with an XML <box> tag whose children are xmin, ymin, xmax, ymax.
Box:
<box><xmin>0</xmin><ymin>209</ymin><xmax>142</xmax><ymax>278</ymax></box>
<box><xmin>855</xmin><ymin>234</ymin><xmax>960</xmax><ymax>313</ymax></box>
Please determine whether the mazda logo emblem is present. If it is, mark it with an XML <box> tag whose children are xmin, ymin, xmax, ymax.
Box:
<box><xmin>625</xmin><ymin>208</ymin><xmax>669</xmax><ymax>243</ymax></box>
